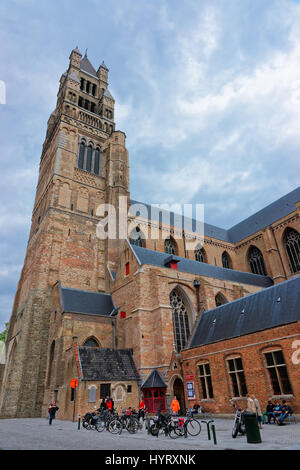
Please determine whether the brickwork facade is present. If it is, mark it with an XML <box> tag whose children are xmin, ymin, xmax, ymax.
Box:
<box><xmin>1</xmin><ymin>49</ymin><xmax>300</xmax><ymax>420</ymax></box>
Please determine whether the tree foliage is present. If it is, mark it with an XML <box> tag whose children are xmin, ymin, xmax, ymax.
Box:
<box><xmin>0</xmin><ymin>322</ymin><xmax>9</xmax><ymax>342</ymax></box>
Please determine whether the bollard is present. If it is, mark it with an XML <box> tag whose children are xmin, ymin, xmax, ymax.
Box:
<box><xmin>211</xmin><ymin>423</ymin><xmax>217</xmax><ymax>445</ymax></box>
<box><xmin>77</xmin><ymin>414</ymin><xmax>81</xmax><ymax>430</ymax></box>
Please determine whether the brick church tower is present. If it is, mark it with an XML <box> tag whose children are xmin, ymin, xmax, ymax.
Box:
<box><xmin>0</xmin><ymin>48</ymin><xmax>130</xmax><ymax>417</ymax></box>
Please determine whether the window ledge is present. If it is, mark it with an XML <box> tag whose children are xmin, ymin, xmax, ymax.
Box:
<box><xmin>200</xmin><ymin>399</ymin><xmax>214</xmax><ymax>403</ymax></box>
<box><xmin>230</xmin><ymin>397</ymin><xmax>247</xmax><ymax>402</ymax></box>
<box><xmin>271</xmin><ymin>394</ymin><xmax>294</xmax><ymax>400</ymax></box>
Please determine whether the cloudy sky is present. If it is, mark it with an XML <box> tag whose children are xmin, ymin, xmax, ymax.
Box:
<box><xmin>0</xmin><ymin>0</ymin><xmax>300</xmax><ymax>330</ymax></box>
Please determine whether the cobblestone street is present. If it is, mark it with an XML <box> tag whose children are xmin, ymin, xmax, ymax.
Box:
<box><xmin>0</xmin><ymin>417</ymin><xmax>299</xmax><ymax>451</ymax></box>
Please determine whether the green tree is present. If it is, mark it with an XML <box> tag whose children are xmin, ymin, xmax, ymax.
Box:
<box><xmin>0</xmin><ymin>322</ymin><xmax>9</xmax><ymax>342</ymax></box>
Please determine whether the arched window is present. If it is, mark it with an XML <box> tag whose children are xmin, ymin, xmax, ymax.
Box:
<box><xmin>47</xmin><ymin>341</ymin><xmax>55</xmax><ymax>387</ymax></box>
<box><xmin>94</xmin><ymin>148</ymin><xmax>100</xmax><ymax>175</ymax></box>
<box><xmin>78</xmin><ymin>142</ymin><xmax>85</xmax><ymax>169</ymax></box>
<box><xmin>129</xmin><ymin>227</ymin><xmax>144</xmax><ymax>247</ymax></box>
<box><xmin>164</xmin><ymin>237</ymin><xmax>177</xmax><ymax>255</ymax></box>
<box><xmin>284</xmin><ymin>228</ymin><xmax>300</xmax><ymax>274</ymax></box>
<box><xmin>248</xmin><ymin>246</ymin><xmax>267</xmax><ymax>276</ymax></box>
<box><xmin>83</xmin><ymin>337</ymin><xmax>100</xmax><ymax>348</ymax></box>
<box><xmin>195</xmin><ymin>246</ymin><xmax>206</xmax><ymax>263</ymax></box>
<box><xmin>86</xmin><ymin>145</ymin><xmax>92</xmax><ymax>172</ymax></box>
<box><xmin>215</xmin><ymin>292</ymin><xmax>228</xmax><ymax>307</ymax></box>
<box><xmin>170</xmin><ymin>288</ymin><xmax>191</xmax><ymax>352</ymax></box>
<box><xmin>222</xmin><ymin>251</ymin><xmax>231</xmax><ymax>269</ymax></box>
<box><xmin>88</xmin><ymin>385</ymin><xmax>97</xmax><ymax>403</ymax></box>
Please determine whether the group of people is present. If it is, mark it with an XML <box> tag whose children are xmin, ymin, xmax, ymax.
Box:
<box><xmin>98</xmin><ymin>396</ymin><xmax>115</xmax><ymax>412</ymax></box>
<box><xmin>247</xmin><ymin>394</ymin><xmax>293</xmax><ymax>427</ymax></box>
<box><xmin>265</xmin><ymin>399</ymin><xmax>293</xmax><ymax>425</ymax></box>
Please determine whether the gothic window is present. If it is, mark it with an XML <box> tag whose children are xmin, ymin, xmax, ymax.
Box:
<box><xmin>164</xmin><ymin>237</ymin><xmax>177</xmax><ymax>255</ymax></box>
<box><xmin>222</xmin><ymin>251</ymin><xmax>231</xmax><ymax>269</ymax></box>
<box><xmin>83</xmin><ymin>337</ymin><xmax>99</xmax><ymax>347</ymax></box>
<box><xmin>86</xmin><ymin>145</ymin><xmax>92</xmax><ymax>172</ymax></box>
<box><xmin>94</xmin><ymin>148</ymin><xmax>100</xmax><ymax>175</ymax></box>
<box><xmin>86</xmin><ymin>81</ymin><xmax>90</xmax><ymax>94</ymax></box>
<box><xmin>90</xmin><ymin>103</ymin><xmax>95</xmax><ymax>113</ymax></box>
<box><xmin>129</xmin><ymin>227</ymin><xmax>144</xmax><ymax>247</ymax></box>
<box><xmin>78</xmin><ymin>96</ymin><xmax>83</xmax><ymax>107</ymax></box>
<box><xmin>195</xmin><ymin>246</ymin><xmax>206</xmax><ymax>263</ymax></box>
<box><xmin>248</xmin><ymin>246</ymin><xmax>267</xmax><ymax>276</ymax></box>
<box><xmin>215</xmin><ymin>292</ymin><xmax>228</xmax><ymax>307</ymax></box>
<box><xmin>78</xmin><ymin>142</ymin><xmax>85</xmax><ymax>169</ymax></box>
<box><xmin>80</xmin><ymin>78</ymin><xmax>85</xmax><ymax>90</ymax></box>
<box><xmin>92</xmin><ymin>84</ymin><xmax>97</xmax><ymax>96</ymax></box>
<box><xmin>284</xmin><ymin>228</ymin><xmax>300</xmax><ymax>273</ymax></box>
<box><xmin>170</xmin><ymin>288</ymin><xmax>191</xmax><ymax>353</ymax></box>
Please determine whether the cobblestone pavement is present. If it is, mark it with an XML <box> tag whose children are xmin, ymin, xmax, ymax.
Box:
<box><xmin>0</xmin><ymin>417</ymin><xmax>299</xmax><ymax>450</ymax></box>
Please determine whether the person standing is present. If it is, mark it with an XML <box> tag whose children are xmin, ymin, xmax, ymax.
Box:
<box><xmin>106</xmin><ymin>396</ymin><xmax>114</xmax><ymax>412</ymax></box>
<box><xmin>247</xmin><ymin>394</ymin><xmax>262</xmax><ymax>429</ymax></box>
<box><xmin>171</xmin><ymin>396</ymin><xmax>180</xmax><ymax>416</ymax></box>
<box><xmin>48</xmin><ymin>401</ymin><xmax>59</xmax><ymax>425</ymax></box>
<box><xmin>98</xmin><ymin>398</ymin><xmax>107</xmax><ymax>411</ymax></box>
<box><xmin>138</xmin><ymin>398</ymin><xmax>146</xmax><ymax>421</ymax></box>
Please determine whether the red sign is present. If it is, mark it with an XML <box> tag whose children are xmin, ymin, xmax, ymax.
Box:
<box><xmin>70</xmin><ymin>378</ymin><xmax>79</xmax><ymax>389</ymax></box>
<box><xmin>185</xmin><ymin>374</ymin><xmax>194</xmax><ymax>381</ymax></box>
<box><xmin>120</xmin><ymin>311</ymin><xmax>126</xmax><ymax>319</ymax></box>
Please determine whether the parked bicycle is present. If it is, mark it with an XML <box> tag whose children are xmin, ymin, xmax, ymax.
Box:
<box><xmin>82</xmin><ymin>411</ymin><xmax>103</xmax><ymax>432</ymax></box>
<box><xmin>169</xmin><ymin>411</ymin><xmax>201</xmax><ymax>438</ymax></box>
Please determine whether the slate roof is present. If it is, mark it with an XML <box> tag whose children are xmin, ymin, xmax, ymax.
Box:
<box><xmin>80</xmin><ymin>54</ymin><xmax>97</xmax><ymax>77</ymax></box>
<box><xmin>59</xmin><ymin>285</ymin><xmax>115</xmax><ymax>316</ymax></box>
<box><xmin>130</xmin><ymin>245</ymin><xmax>273</xmax><ymax>288</ymax></box>
<box><xmin>228</xmin><ymin>186</ymin><xmax>300</xmax><ymax>243</ymax></box>
<box><xmin>141</xmin><ymin>369</ymin><xmax>167</xmax><ymax>389</ymax></box>
<box><xmin>188</xmin><ymin>276</ymin><xmax>300</xmax><ymax>349</ymax></box>
<box><xmin>78</xmin><ymin>347</ymin><xmax>140</xmax><ymax>381</ymax></box>
<box><xmin>130</xmin><ymin>186</ymin><xmax>300</xmax><ymax>243</ymax></box>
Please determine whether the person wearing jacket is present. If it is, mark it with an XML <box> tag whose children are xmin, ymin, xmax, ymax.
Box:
<box><xmin>247</xmin><ymin>394</ymin><xmax>262</xmax><ymax>429</ymax></box>
<box><xmin>138</xmin><ymin>399</ymin><xmax>146</xmax><ymax>421</ymax></box>
<box><xmin>48</xmin><ymin>401</ymin><xmax>59</xmax><ymax>425</ymax></box>
<box><xmin>171</xmin><ymin>396</ymin><xmax>180</xmax><ymax>415</ymax></box>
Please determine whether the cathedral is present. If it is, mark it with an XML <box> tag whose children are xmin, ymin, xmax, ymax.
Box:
<box><xmin>0</xmin><ymin>48</ymin><xmax>300</xmax><ymax>420</ymax></box>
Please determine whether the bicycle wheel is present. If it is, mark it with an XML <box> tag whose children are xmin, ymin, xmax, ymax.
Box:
<box><xmin>186</xmin><ymin>419</ymin><xmax>201</xmax><ymax>436</ymax></box>
<box><xmin>168</xmin><ymin>424</ymin><xmax>181</xmax><ymax>439</ymax></box>
<box><xmin>232</xmin><ymin>422</ymin><xmax>239</xmax><ymax>438</ymax></box>
<box><xmin>95</xmin><ymin>420</ymin><xmax>105</xmax><ymax>432</ymax></box>
<box><xmin>149</xmin><ymin>423</ymin><xmax>159</xmax><ymax>436</ymax></box>
<box><xmin>108</xmin><ymin>419</ymin><xmax>122</xmax><ymax>434</ymax></box>
<box><xmin>82</xmin><ymin>420</ymin><xmax>91</xmax><ymax>430</ymax></box>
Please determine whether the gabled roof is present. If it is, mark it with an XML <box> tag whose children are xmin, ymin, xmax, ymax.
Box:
<box><xmin>130</xmin><ymin>186</ymin><xmax>300</xmax><ymax>244</ymax></box>
<box><xmin>141</xmin><ymin>369</ymin><xmax>167</xmax><ymax>389</ymax></box>
<box><xmin>59</xmin><ymin>285</ymin><xmax>115</xmax><ymax>316</ymax></box>
<box><xmin>78</xmin><ymin>347</ymin><xmax>140</xmax><ymax>381</ymax></box>
<box><xmin>188</xmin><ymin>276</ymin><xmax>300</xmax><ymax>349</ymax></box>
<box><xmin>130</xmin><ymin>245</ymin><xmax>273</xmax><ymax>288</ymax></box>
<box><xmin>80</xmin><ymin>54</ymin><xmax>97</xmax><ymax>77</ymax></box>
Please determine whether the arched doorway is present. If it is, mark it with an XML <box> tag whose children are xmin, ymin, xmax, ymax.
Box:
<box><xmin>173</xmin><ymin>377</ymin><xmax>186</xmax><ymax>415</ymax></box>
